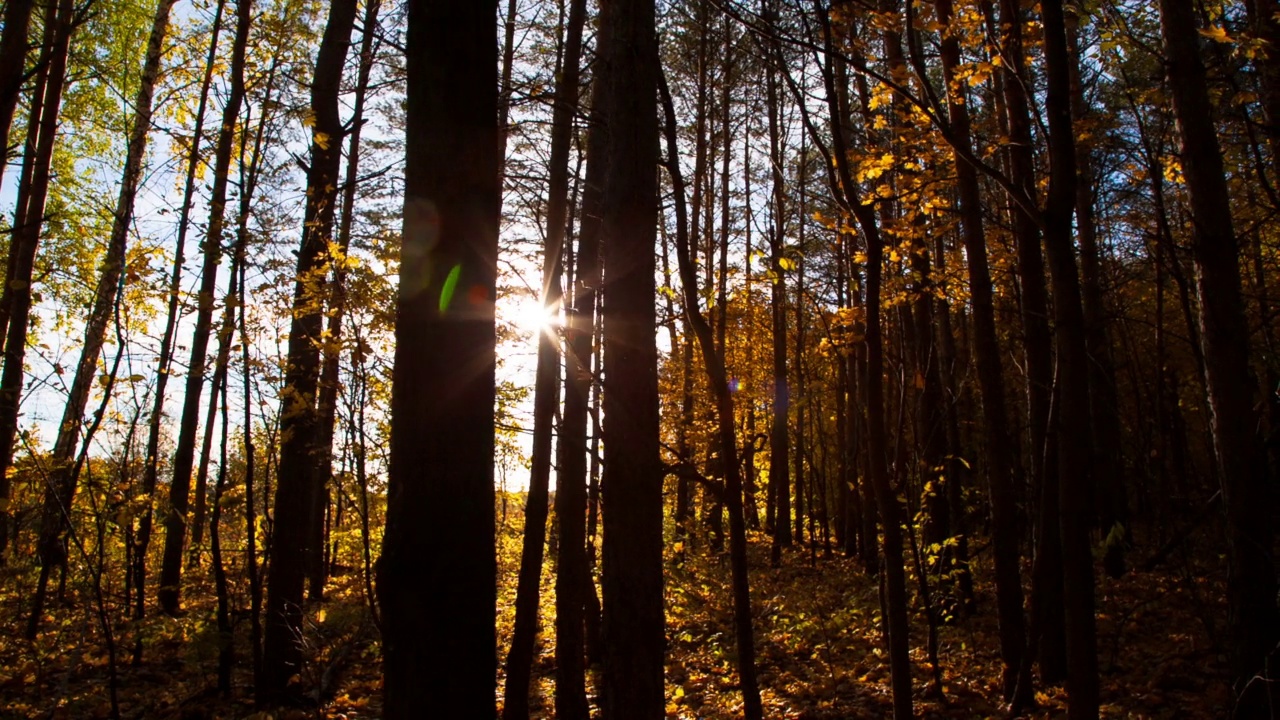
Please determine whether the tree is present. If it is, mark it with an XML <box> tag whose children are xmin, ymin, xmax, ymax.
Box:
<box><xmin>0</xmin><ymin>0</ymin><xmax>78</xmax><ymax>569</ymax></box>
<box><xmin>157</xmin><ymin>0</ymin><xmax>253</xmax><ymax>616</ymax></box>
<box><xmin>595</xmin><ymin>0</ymin><xmax>664</xmax><ymax>716</ymax></box>
<box><xmin>26</xmin><ymin>0</ymin><xmax>176</xmax><ymax>639</ymax></box>
<box><xmin>1040</xmin><ymin>1</ymin><xmax>1099</xmax><ymax>715</ymax></box>
<box><xmin>660</xmin><ymin>61</ymin><xmax>764</xmax><ymax>720</ymax></box>
<box><xmin>504</xmin><ymin>0</ymin><xmax>585</xmax><ymax>715</ymax></box>
<box><xmin>261</xmin><ymin>0</ymin><xmax>359</xmax><ymax>699</ymax></box>
<box><xmin>378</xmin><ymin>0</ymin><xmax>500</xmax><ymax>715</ymax></box>
<box><xmin>132</xmin><ymin>0</ymin><xmax>225</xmax><ymax>632</ymax></box>
<box><xmin>1158</xmin><ymin>0</ymin><xmax>1280</xmax><ymax>710</ymax></box>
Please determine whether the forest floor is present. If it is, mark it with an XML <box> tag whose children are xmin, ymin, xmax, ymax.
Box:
<box><xmin>0</xmin><ymin>515</ymin><xmax>1233</xmax><ymax>719</ymax></box>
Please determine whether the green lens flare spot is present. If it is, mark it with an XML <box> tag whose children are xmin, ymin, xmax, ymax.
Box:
<box><xmin>440</xmin><ymin>263</ymin><xmax>462</xmax><ymax>314</ymax></box>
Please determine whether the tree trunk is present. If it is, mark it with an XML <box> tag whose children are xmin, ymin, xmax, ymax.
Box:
<box><xmin>937</xmin><ymin>0</ymin><xmax>1026</xmax><ymax>698</ymax></box>
<box><xmin>157</xmin><ymin>0</ymin><xmax>253</xmax><ymax>616</ymax></box>
<box><xmin>1159</xmin><ymin>0</ymin><xmax>1280</xmax><ymax>710</ymax></box>
<box><xmin>505</xmin><ymin>0</ymin><xmax>584</xmax><ymax>713</ymax></box>
<box><xmin>764</xmin><ymin>2</ymin><xmax>791</xmax><ymax>556</ymax></box>
<box><xmin>28</xmin><ymin>0</ymin><xmax>175</xmax><ymax>637</ymax></box>
<box><xmin>661</xmin><ymin>66</ymin><xmax>764</xmax><ymax>720</ymax></box>
<box><xmin>1041</xmin><ymin>1</ymin><xmax>1099</xmax><ymax>715</ymax></box>
<box><xmin>1068</xmin><ymin>19</ymin><xmax>1127</xmax><ymax>579</ymax></box>
<box><xmin>379</xmin><ymin>0</ymin><xmax>499</xmax><ymax>715</ymax></box>
<box><xmin>0</xmin><ymin>0</ymin><xmax>74</xmax><ymax>571</ymax></box>
<box><xmin>261</xmin><ymin>0</ymin><xmax>359</xmax><ymax>699</ymax></box>
<box><xmin>309</xmin><ymin>0</ymin><xmax>382</xmax><ymax>604</ymax></box>
<box><xmin>131</xmin><ymin>0</ymin><xmax>225</xmax><ymax>628</ymax></box>
<box><xmin>816</xmin><ymin>5</ymin><xmax>912</xmax><ymax>715</ymax></box>
<box><xmin>597</xmin><ymin>0</ymin><xmax>664</xmax><ymax>716</ymax></box>
<box><xmin>0</xmin><ymin>0</ymin><xmax>36</xmax><ymax>187</ymax></box>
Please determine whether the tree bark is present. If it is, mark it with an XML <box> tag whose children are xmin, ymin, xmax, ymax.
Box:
<box><xmin>937</xmin><ymin>0</ymin><xmax>1026</xmax><ymax>698</ymax></box>
<box><xmin>131</xmin><ymin>0</ymin><xmax>225</xmax><ymax>626</ymax></box>
<box><xmin>0</xmin><ymin>0</ymin><xmax>74</xmax><ymax>570</ymax></box>
<box><xmin>309</xmin><ymin>0</ymin><xmax>381</xmax><ymax>602</ymax></box>
<box><xmin>27</xmin><ymin>0</ymin><xmax>175</xmax><ymax>637</ymax></box>
<box><xmin>1041</xmin><ymin>0</ymin><xmax>1099</xmax><ymax>715</ymax></box>
<box><xmin>379</xmin><ymin>0</ymin><xmax>499</xmax><ymax>715</ymax></box>
<box><xmin>661</xmin><ymin>65</ymin><xmax>764</xmax><ymax>720</ymax></box>
<box><xmin>0</xmin><ymin>0</ymin><xmax>36</xmax><ymax>186</ymax></box>
<box><xmin>597</xmin><ymin>0</ymin><xmax>664</xmax><ymax>716</ymax></box>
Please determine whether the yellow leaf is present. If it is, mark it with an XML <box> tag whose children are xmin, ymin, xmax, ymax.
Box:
<box><xmin>1199</xmin><ymin>26</ymin><xmax>1231</xmax><ymax>43</ymax></box>
<box><xmin>314</xmin><ymin>131</ymin><xmax>331</xmax><ymax>150</ymax></box>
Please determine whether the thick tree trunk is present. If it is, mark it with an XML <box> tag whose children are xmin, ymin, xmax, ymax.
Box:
<box><xmin>379</xmin><ymin>1</ymin><xmax>499</xmax><ymax>716</ymax></box>
<box><xmin>1159</xmin><ymin>0</ymin><xmax>1280</xmax><ymax>711</ymax></box>
<box><xmin>597</xmin><ymin>0</ymin><xmax>664</xmax><ymax>716</ymax></box>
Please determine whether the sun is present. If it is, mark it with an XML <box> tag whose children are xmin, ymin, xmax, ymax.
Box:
<box><xmin>512</xmin><ymin>294</ymin><xmax>562</xmax><ymax>339</ymax></box>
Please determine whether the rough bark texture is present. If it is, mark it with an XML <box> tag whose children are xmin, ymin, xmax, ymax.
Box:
<box><xmin>378</xmin><ymin>0</ymin><xmax>499</xmax><ymax>716</ymax></box>
<box><xmin>597</xmin><ymin>0</ymin><xmax>665</xmax><ymax>716</ymax></box>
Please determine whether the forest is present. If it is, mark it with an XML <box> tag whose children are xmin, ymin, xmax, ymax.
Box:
<box><xmin>0</xmin><ymin>0</ymin><xmax>1276</xmax><ymax>717</ymax></box>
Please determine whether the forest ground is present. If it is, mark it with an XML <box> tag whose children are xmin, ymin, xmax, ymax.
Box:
<box><xmin>0</xmin><ymin>502</ymin><xmax>1232</xmax><ymax>719</ymax></box>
